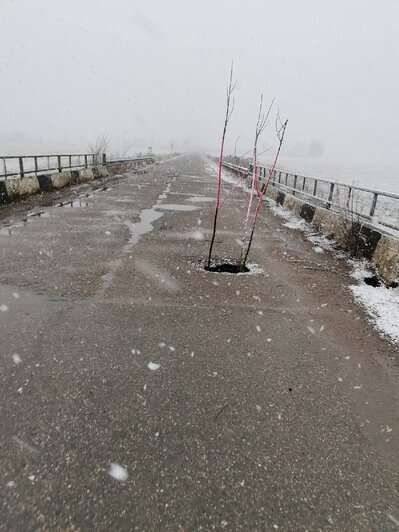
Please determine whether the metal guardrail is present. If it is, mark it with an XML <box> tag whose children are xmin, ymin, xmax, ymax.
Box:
<box><xmin>0</xmin><ymin>153</ymin><xmax>107</xmax><ymax>181</ymax></box>
<box><xmin>222</xmin><ymin>161</ymin><xmax>399</xmax><ymax>233</ymax></box>
<box><xmin>107</xmin><ymin>156</ymin><xmax>155</xmax><ymax>167</ymax></box>
<box><xmin>0</xmin><ymin>154</ymin><xmax>156</xmax><ymax>181</ymax></box>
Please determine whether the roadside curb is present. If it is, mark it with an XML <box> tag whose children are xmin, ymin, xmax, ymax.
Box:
<box><xmin>220</xmin><ymin>161</ymin><xmax>399</xmax><ymax>285</ymax></box>
<box><xmin>0</xmin><ymin>164</ymin><xmax>130</xmax><ymax>205</ymax></box>
<box><xmin>266</xmin><ymin>186</ymin><xmax>399</xmax><ymax>285</ymax></box>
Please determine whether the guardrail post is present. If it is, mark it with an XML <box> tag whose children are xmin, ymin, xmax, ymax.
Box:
<box><xmin>327</xmin><ymin>182</ymin><xmax>335</xmax><ymax>208</ymax></box>
<box><xmin>69</xmin><ymin>155</ymin><xmax>72</xmax><ymax>168</ymax></box>
<box><xmin>84</xmin><ymin>155</ymin><xmax>88</xmax><ymax>169</ymax></box>
<box><xmin>313</xmin><ymin>180</ymin><xmax>318</xmax><ymax>196</ymax></box>
<box><xmin>3</xmin><ymin>158</ymin><xmax>7</xmax><ymax>180</ymax></box>
<box><xmin>302</xmin><ymin>177</ymin><xmax>306</xmax><ymax>191</ymax></box>
<box><xmin>346</xmin><ymin>187</ymin><xmax>352</xmax><ymax>208</ymax></box>
<box><xmin>19</xmin><ymin>157</ymin><xmax>24</xmax><ymax>178</ymax></box>
<box><xmin>369</xmin><ymin>193</ymin><xmax>378</xmax><ymax>217</ymax></box>
<box><xmin>57</xmin><ymin>155</ymin><xmax>62</xmax><ymax>172</ymax></box>
<box><xmin>102</xmin><ymin>153</ymin><xmax>107</xmax><ymax>165</ymax></box>
<box><xmin>278</xmin><ymin>171</ymin><xmax>282</xmax><ymax>184</ymax></box>
<box><xmin>293</xmin><ymin>175</ymin><xmax>297</xmax><ymax>196</ymax></box>
<box><xmin>34</xmin><ymin>156</ymin><xmax>38</xmax><ymax>177</ymax></box>
<box><xmin>47</xmin><ymin>156</ymin><xmax>50</xmax><ymax>170</ymax></box>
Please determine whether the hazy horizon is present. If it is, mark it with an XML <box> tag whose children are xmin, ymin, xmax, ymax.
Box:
<box><xmin>1</xmin><ymin>0</ymin><xmax>399</xmax><ymax>174</ymax></box>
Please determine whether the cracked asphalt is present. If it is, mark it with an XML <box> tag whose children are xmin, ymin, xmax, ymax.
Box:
<box><xmin>0</xmin><ymin>154</ymin><xmax>398</xmax><ymax>531</ymax></box>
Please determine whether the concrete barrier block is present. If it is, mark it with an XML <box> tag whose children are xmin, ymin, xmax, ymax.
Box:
<box><xmin>300</xmin><ymin>203</ymin><xmax>316</xmax><ymax>223</ymax></box>
<box><xmin>284</xmin><ymin>195</ymin><xmax>303</xmax><ymax>217</ymax></box>
<box><xmin>70</xmin><ymin>170</ymin><xmax>80</xmax><ymax>184</ymax></box>
<box><xmin>358</xmin><ymin>225</ymin><xmax>382</xmax><ymax>260</ymax></box>
<box><xmin>313</xmin><ymin>207</ymin><xmax>344</xmax><ymax>236</ymax></box>
<box><xmin>78</xmin><ymin>169</ymin><xmax>94</xmax><ymax>182</ymax></box>
<box><xmin>0</xmin><ymin>181</ymin><xmax>10</xmax><ymax>203</ymax></box>
<box><xmin>97</xmin><ymin>165</ymin><xmax>108</xmax><ymax>178</ymax></box>
<box><xmin>371</xmin><ymin>235</ymin><xmax>399</xmax><ymax>285</ymax></box>
<box><xmin>266</xmin><ymin>187</ymin><xmax>279</xmax><ymax>201</ymax></box>
<box><xmin>37</xmin><ymin>174</ymin><xmax>54</xmax><ymax>192</ymax></box>
<box><xmin>51</xmin><ymin>172</ymin><xmax>72</xmax><ymax>189</ymax></box>
<box><xmin>276</xmin><ymin>191</ymin><xmax>286</xmax><ymax>206</ymax></box>
<box><xmin>6</xmin><ymin>176</ymin><xmax>40</xmax><ymax>200</ymax></box>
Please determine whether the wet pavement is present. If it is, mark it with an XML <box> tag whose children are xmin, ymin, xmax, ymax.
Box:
<box><xmin>0</xmin><ymin>154</ymin><xmax>398</xmax><ymax>530</ymax></box>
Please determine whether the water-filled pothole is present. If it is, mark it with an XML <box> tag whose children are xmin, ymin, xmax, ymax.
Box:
<box><xmin>205</xmin><ymin>262</ymin><xmax>250</xmax><ymax>274</ymax></box>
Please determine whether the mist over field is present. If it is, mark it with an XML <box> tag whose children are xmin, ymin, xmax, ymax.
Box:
<box><xmin>1</xmin><ymin>0</ymin><xmax>398</xmax><ymax>188</ymax></box>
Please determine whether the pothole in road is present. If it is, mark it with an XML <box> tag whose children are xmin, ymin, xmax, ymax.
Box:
<box><xmin>197</xmin><ymin>259</ymin><xmax>263</xmax><ymax>275</ymax></box>
<box><xmin>205</xmin><ymin>262</ymin><xmax>250</xmax><ymax>274</ymax></box>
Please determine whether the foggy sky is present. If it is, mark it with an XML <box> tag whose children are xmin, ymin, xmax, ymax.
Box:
<box><xmin>1</xmin><ymin>0</ymin><xmax>399</xmax><ymax>166</ymax></box>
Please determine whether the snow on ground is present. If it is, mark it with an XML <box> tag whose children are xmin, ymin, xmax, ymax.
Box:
<box><xmin>207</xmin><ymin>156</ymin><xmax>398</xmax><ymax>343</ymax></box>
<box><xmin>269</xmin><ymin>201</ymin><xmax>399</xmax><ymax>344</ymax></box>
<box><xmin>349</xmin><ymin>261</ymin><xmax>399</xmax><ymax>343</ymax></box>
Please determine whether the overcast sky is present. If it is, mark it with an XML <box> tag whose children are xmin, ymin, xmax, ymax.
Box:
<box><xmin>1</xmin><ymin>0</ymin><xmax>399</xmax><ymax>167</ymax></box>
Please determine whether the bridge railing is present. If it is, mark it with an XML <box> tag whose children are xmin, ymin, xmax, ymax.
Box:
<box><xmin>107</xmin><ymin>156</ymin><xmax>155</xmax><ymax>167</ymax></box>
<box><xmin>0</xmin><ymin>153</ymin><xmax>107</xmax><ymax>181</ymax></box>
<box><xmin>0</xmin><ymin>154</ymin><xmax>156</xmax><ymax>181</ymax></box>
<box><xmin>222</xmin><ymin>161</ymin><xmax>399</xmax><ymax>233</ymax></box>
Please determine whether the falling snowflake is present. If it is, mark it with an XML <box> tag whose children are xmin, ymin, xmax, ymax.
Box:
<box><xmin>12</xmin><ymin>354</ymin><xmax>22</xmax><ymax>365</ymax></box>
<box><xmin>147</xmin><ymin>362</ymin><xmax>160</xmax><ymax>371</ymax></box>
<box><xmin>108</xmin><ymin>463</ymin><xmax>128</xmax><ymax>482</ymax></box>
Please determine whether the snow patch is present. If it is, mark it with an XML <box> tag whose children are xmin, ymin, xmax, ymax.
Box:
<box><xmin>349</xmin><ymin>261</ymin><xmax>399</xmax><ymax>343</ymax></box>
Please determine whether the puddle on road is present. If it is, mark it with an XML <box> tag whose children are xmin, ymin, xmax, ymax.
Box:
<box><xmin>125</xmin><ymin>208</ymin><xmax>164</xmax><ymax>245</ymax></box>
<box><xmin>58</xmin><ymin>199</ymin><xmax>89</xmax><ymax>208</ymax></box>
<box><xmin>0</xmin><ymin>219</ymin><xmax>33</xmax><ymax>237</ymax></box>
<box><xmin>27</xmin><ymin>211</ymin><xmax>50</xmax><ymax>218</ymax></box>
<box><xmin>155</xmin><ymin>204</ymin><xmax>199</xmax><ymax>212</ymax></box>
<box><xmin>187</xmin><ymin>196</ymin><xmax>214</xmax><ymax>203</ymax></box>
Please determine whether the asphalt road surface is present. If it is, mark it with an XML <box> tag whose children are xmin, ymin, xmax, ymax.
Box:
<box><xmin>0</xmin><ymin>154</ymin><xmax>398</xmax><ymax>531</ymax></box>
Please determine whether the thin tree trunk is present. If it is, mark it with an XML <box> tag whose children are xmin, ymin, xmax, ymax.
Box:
<box><xmin>207</xmin><ymin>64</ymin><xmax>235</xmax><ymax>268</ymax></box>
<box><xmin>243</xmin><ymin>223</ymin><xmax>255</xmax><ymax>268</ymax></box>
<box><xmin>207</xmin><ymin>208</ymin><xmax>219</xmax><ymax>268</ymax></box>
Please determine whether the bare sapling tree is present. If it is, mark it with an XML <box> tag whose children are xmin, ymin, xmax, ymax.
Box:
<box><xmin>88</xmin><ymin>133</ymin><xmax>111</xmax><ymax>165</ymax></box>
<box><xmin>240</xmin><ymin>111</ymin><xmax>288</xmax><ymax>270</ymax></box>
<box><xmin>206</xmin><ymin>64</ymin><xmax>236</xmax><ymax>269</ymax></box>
<box><xmin>109</xmin><ymin>144</ymin><xmax>133</xmax><ymax>164</ymax></box>
<box><xmin>238</xmin><ymin>95</ymin><xmax>273</xmax><ymax>271</ymax></box>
